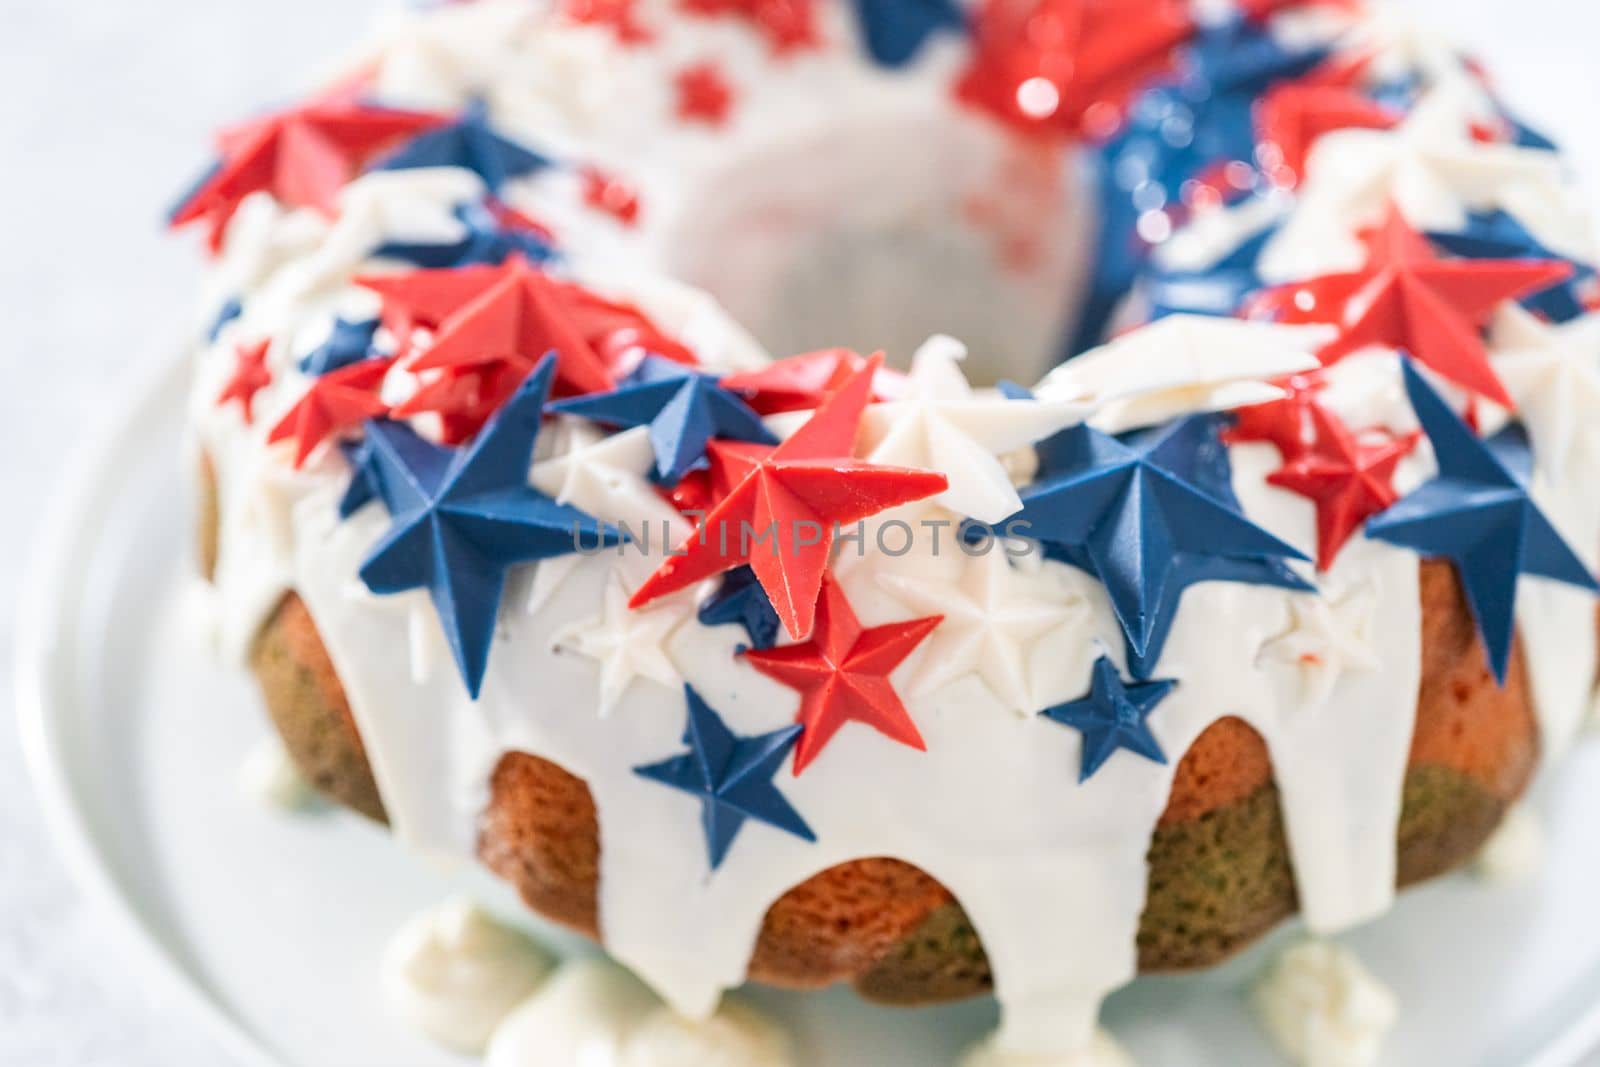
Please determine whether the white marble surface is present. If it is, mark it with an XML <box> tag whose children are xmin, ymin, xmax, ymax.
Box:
<box><xmin>0</xmin><ymin>2</ymin><xmax>1598</xmax><ymax>1065</ymax></box>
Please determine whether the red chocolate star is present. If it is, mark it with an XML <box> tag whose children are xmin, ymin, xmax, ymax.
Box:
<box><xmin>1238</xmin><ymin>0</ymin><xmax>1360</xmax><ymax>19</ymax></box>
<box><xmin>957</xmin><ymin>0</ymin><xmax>1193</xmax><ymax>139</ymax></box>
<box><xmin>675</xmin><ymin>61</ymin><xmax>736</xmax><ymax>125</ymax></box>
<box><xmin>392</xmin><ymin>363</ymin><xmax>523</xmax><ymax>445</ymax></box>
<box><xmin>719</xmin><ymin>348</ymin><xmax>906</xmax><ymax>415</ymax></box>
<box><xmin>679</xmin><ymin>0</ymin><xmax>819</xmax><ymax>52</ymax></box>
<box><xmin>268</xmin><ymin>359</ymin><xmax>393</xmax><ymax>467</ymax></box>
<box><xmin>1266</xmin><ymin>404</ymin><xmax>1419</xmax><ymax>571</ymax></box>
<box><xmin>562</xmin><ymin>0</ymin><xmax>655</xmax><ymax>43</ymax></box>
<box><xmin>581</xmin><ymin>167</ymin><xmax>642</xmax><ymax>226</ymax></box>
<box><xmin>629</xmin><ymin>354</ymin><xmax>947</xmax><ymax>639</ymax></box>
<box><xmin>216</xmin><ymin>339</ymin><xmax>273</xmax><ymax>424</ymax></box>
<box><xmin>1256</xmin><ymin>82</ymin><xmax>1400</xmax><ymax>188</ymax></box>
<box><xmin>1225</xmin><ymin>371</ymin><xmax>1327</xmax><ymax>457</ymax></box>
<box><xmin>173</xmin><ymin>95</ymin><xmax>443</xmax><ymax>251</ymax></box>
<box><xmin>361</xmin><ymin>257</ymin><xmax>615</xmax><ymax>398</ymax></box>
<box><xmin>1253</xmin><ymin>204</ymin><xmax>1573</xmax><ymax>406</ymax></box>
<box><xmin>743</xmin><ymin>576</ymin><xmax>941</xmax><ymax>774</ymax></box>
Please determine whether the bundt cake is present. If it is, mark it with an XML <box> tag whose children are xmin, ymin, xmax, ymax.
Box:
<box><xmin>176</xmin><ymin>0</ymin><xmax>1600</xmax><ymax>1058</ymax></box>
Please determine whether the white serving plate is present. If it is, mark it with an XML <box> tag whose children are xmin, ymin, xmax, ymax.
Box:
<box><xmin>17</xmin><ymin>346</ymin><xmax>1600</xmax><ymax>1067</ymax></box>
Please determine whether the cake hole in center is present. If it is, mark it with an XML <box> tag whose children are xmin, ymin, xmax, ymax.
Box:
<box><xmin>662</xmin><ymin>108</ymin><xmax>1092</xmax><ymax>386</ymax></box>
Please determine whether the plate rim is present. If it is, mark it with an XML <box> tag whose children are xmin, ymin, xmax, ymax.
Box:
<box><xmin>14</xmin><ymin>338</ymin><xmax>286</xmax><ymax>1067</ymax></box>
<box><xmin>15</xmin><ymin>337</ymin><xmax>1600</xmax><ymax>1067</ymax></box>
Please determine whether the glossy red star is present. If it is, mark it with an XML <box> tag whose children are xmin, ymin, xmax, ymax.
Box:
<box><xmin>675</xmin><ymin>61</ymin><xmax>736</xmax><ymax>126</ymax></box>
<box><xmin>719</xmin><ymin>347</ymin><xmax>906</xmax><ymax>415</ymax></box>
<box><xmin>956</xmin><ymin>0</ymin><xmax>1194</xmax><ymax>139</ymax></box>
<box><xmin>629</xmin><ymin>354</ymin><xmax>947</xmax><ymax>639</ymax></box>
<box><xmin>1225</xmin><ymin>371</ymin><xmax>1328</xmax><ymax>456</ymax></box>
<box><xmin>1265</xmin><ymin>403</ymin><xmax>1419</xmax><ymax>571</ymax></box>
<box><xmin>216</xmin><ymin>339</ymin><xmax>273</xmax><ymax>424</ymax></box>
<box><xmin>172</xmin><ymin>94</ymin><xmax>443</xmax><ymax>250</ymax></box>
<box><xmin>562</xmin><ymin>0</ymin><xmax>655</xmax><ymax>43</ymax></box>
<box><xmin>742</xmin><ymin>576</ymin><xmax>941</xmax><ymax>774</ymax></box>
<box><xmin>268</xmin><ymin>359</ymin><xmax>393</xmax><ymax>467</ymax></box>
<box><xmin>581</xmin><ymin>167</ymin><xmax>642</xmax><ymax>226</ymax></box>
<box><xmin>1256</xmin><ymin>82</ymin><xmax>1400</xmax><ymax>188</ymax></box>
<box><xmin>391</xmin><ymin>363</ymin><xmax>524</xmax><ymax>445</ymax></box>
<box><xmin>679</xmin><ymin>0</ymin><xmax>819</xmax><ymax>52</ymax></box>
<box><xmin>1238</xmin><ymin>0</ymin><xmax>1360</xmax><ymax>19</ymax></box>
<box><xmin>1250</xmin><ymin>204</ymin><xmax>1573</xmax><ymax>407</ymax></box>
<box><xmin>563</xmin><ymin>286</ymin><xmax>698</xmax><ymax>377</ymax></box>
<box><xmin>361</xmin><ymin>257</ymin><xmax>615</xmax><ymax>397</ymax></box>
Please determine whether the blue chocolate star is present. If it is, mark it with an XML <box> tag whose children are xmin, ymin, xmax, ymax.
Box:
<box><xmin>1042</xmin><ymin>655</ymin><xmax>1173</xmax><ymax>782</ymax></box>
<box><xmin>375</xmin><ymin>99</ymin><xmax>550</xmax><ymax>192</ymax></box>
<box><xmin>338</xmin><ymin>431</ymin><xmax>387</xmax><ymax>518</ymax></box>
<box><xmin>376</xmin><ymin>198</ymin><xmax>557</xmax><ymax>270</ymax></box>
<box><xmin>1145</xmin><ymin>226</ymin><xmax>1274</xmax><ymax>320</ymax></box>
<box><xmin>697</xmin><ymin>566</ymin><xmax>781</xmax><ymax>651</ymax></box>
<box><xmin>1012</xmin><ymin>415</ymin><xmax>1310</xmax><ymax>677</ymax></box>
<box><xmin>1366</xmin><ymin>360</ymin><xmax>1598</xmax><ymax>683</ymax></box>
<box><xmin>358</xmin><ymin>354</ymin><xmax>623</xmax><ymax>696</ymax></box>
<box><xmin>634</xmin><ymin>684</ymin><xmax>814</xmax><ymax>870</ymax></box>
<box><xmin>548</xmin><ymin>356</ymin><xmax>777</xmax><ymax>485</ymax></box>
<box><xmin>207</xmin><ymin>296</ymin><xmax>243</xmax><ymax>341</ymax></box>
<box><xmin>301</xmin><ymin>317</ymin><xmax>381</xmax><ymax>376</ymax></box>
<box><xmin>850</xmin><ymin>0</ymin><xmax>966</xmax><ymax>68</ymax></box>
<box><xmin>1428</xmin><ymin>209</ymin><xmax>1595</xmax><ymax>323</ymax></box>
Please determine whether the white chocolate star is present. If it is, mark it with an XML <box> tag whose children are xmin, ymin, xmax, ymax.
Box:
<box><xmin>1344</xmin><ymin>6</ymin><xmax>1478</xmax><ymax>89</ymax></box>
<box><xmin>552</xmin><ymin>571</ymin><xmax>688</xmax><ymax>717</ymax></box>
<box><xmin>858</xmin><ymin>335</ymin><xmax>1091</xmax><ymax>523</ymax></box>
<box><xmin>1491</xmin><ymin>305</ymin><xmax>1600</xmax><ymax>478</ymax></box>
<box><xmin>1036</xmin><ymin>317</ymin><xmax>1328</xmax><ymax>434</ymax></box>
<box><xmin>531</xmin><ymin>421</ymin><xmax>687</xmax><ymax>538</ymax></box>
<box><xmin>1261</xmin><ymin>84</ymin><xmax>1567</xmax><ymax>282</ymax></box>
<box><xmin>526</xmin><ymin>420</ymin><xmax>688</xmax><ymax>616</ymax></box>
<box><xmin>299</xmin><ymin>169</ymin><xmax>488</xmax><ymax>287</ymax></box>
<box><xmin>364</xmin><ymin>0</ymin><xmax>539</xmax><ymax>110</ymax></box>
<box><xmin>1259</xmin><ymin>586</ymin><xmax>1381</xmax><ymax>710</ymax></box>
<box><xmin>878</xmin><ymin>549</ymin><xmax>1090</xmax><ymax>715</ymax></box>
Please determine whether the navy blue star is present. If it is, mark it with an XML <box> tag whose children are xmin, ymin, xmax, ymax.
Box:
<box><xmin>850</xmin><ymin>0</ymin><xmax>966</xmax><ymax>68</ymax></box>
<box><xmin>548</xmin><ymin>356</ymin><xmax>777</xmax><ymax>485</ymax></box>
<box><xmin>634</xmin><ymin>684</ymin><xmax>814</xmax><ymax>870</ymax></box>
<box><xmin>1505</xmin><ymin>113</ymin><xmax>1557</xmax><ymax>151</ymax></box>
<box><xmin>358</xmin><ymin>354</ymin><xmax>623</xmax><ymax>697</ymax></box>
<box><xmin>207</xmin><ymin>296</ymin><xmax>243</xmax><ymax>341</ymax></box>
<box><xmin>697</xmin><ymin>566</ymin><xmax>781</xmax><ymax>651</ymax></box>
<box><xmin>338</xmin><ymin>432</ymin><xmax>385</xmax><ymax>518</ymax></box>
<box><xmin>1042</xmin><ymin>655</ymin><xmax>1173</xmax><ymax>782</ymax></box>
<box><xmin>376</xmin><ymin>198</ymin><xmax>557</xmax><ymax>270</ymax></box>
<box><xmin>301</xmin><ymin>317</ymin><xmax>381</xmax><ymax>376</ymax></box>
<box><xmin>1367</xmin><ymin>360</ymin><xmax>1598</xmax><ymax>683</ymax></box>
<box><xmin>1012</xmin><ymin>415</ymin><xmax>1310</xmax><ymax>677</ymax></box>
<box><xmin>1145</xmin><ymin>225</ymin><xmax>1275</xmax><ymax>320</ymax></box>
<box><xmin>1428</xmin><ymin>210</ymin><xmax>1595</xmax><ymax>323</ymax></box>
<box><xmin>374</xmin><ymin>99</ymin><xmax>550</xmax><ymax>193</ymax></box>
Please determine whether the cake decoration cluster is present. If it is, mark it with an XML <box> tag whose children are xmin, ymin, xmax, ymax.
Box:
<box><xmin>181</xmin><ymin>0</ymin><xmax>1600</xmax><ymax>860</ymax></box>
<box><xmin>180</xmin><ymin>5</ymin><xmax>1600</xmax><ymax>1047</ymax></box>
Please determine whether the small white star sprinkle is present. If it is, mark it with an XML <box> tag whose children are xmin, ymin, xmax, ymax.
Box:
<box><xmin>878</xmin><ymin>549</ymin><xmax>1090</xmax><ymax>715</ymax></box>
<box><xmin>551</xmin><ymin>571</ymin><xmax>688</xmax><ymax>717</ymax></box>
<box><xmin>1259</xmin><ymin>585</ymin><xmax>1381</xmax><ymax>710</ymax></box>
